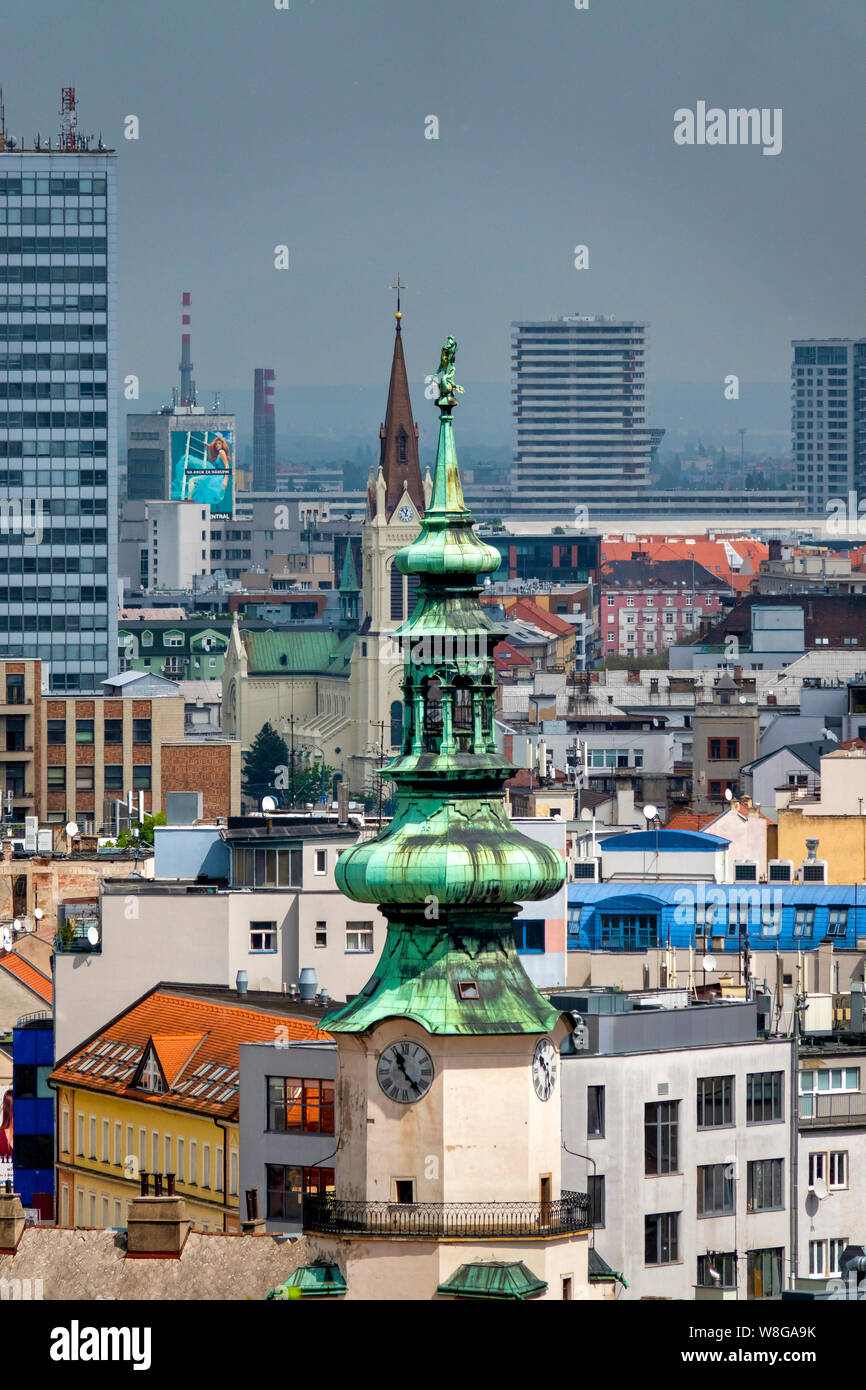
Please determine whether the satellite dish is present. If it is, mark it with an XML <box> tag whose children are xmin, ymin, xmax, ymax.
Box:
<box><xmin>739</xmin><ymin>695</ymin><xmax>748</xmax><ymax>704</ymax></box>
<box><xmin>65</xmin><ymin>821</ymin><xmax>79</xmax><ymax>838</ymax></box>
<box><xmin>86</xmin><ymin>925</ymin><xmax>100</xmax><ymax>947</ymax></box>
<box><xmin>261</xmin><ymin>796</ymin><xmax>278</xmax><ymax>813</ymax></box>
<box><xmin>33</xmin><ymin>908</ymin><xmax>44</xmax><ymax>921</ymax></box>
<box><xmin>643</xmin><ymin>804</ymin><xmax>658</xmax><ymax>821</ymax></box>
<box><xmin>810</xmin><ymin>1178</ymin><xmax>828</xmax><ymax>1201</ymax></box>
<box><xmin>580</xmin><ymin>807</ymin><xmax>593</xmax><ymax>822</ymax></box>
<box><xmin>12</xmin><ymin>919</ymin><xmax>21</xmax><ymax>934</ymax></box>
<box><xmin>702</xmin><ymin>954</ymin><xmax>717</xmax><ymax>972</ymax></box>
<box><xmin>1</xmin><ymin>929</ymin><xmax>11</xmax><ymax>953</ymax></box>
<box><xmin>725</xmin><ymin>787</ymin><xmax>734</xmax><ymax>801</ymax></box>
<box><xmin>24</xmin><ymin>919</ymin><xmax>35</xmax><ymax>934</ymax></box>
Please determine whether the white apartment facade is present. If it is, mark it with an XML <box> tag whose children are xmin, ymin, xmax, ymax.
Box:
<box><xmin>561</xmin><ymin>999</ymin><xmax>796</xmax><ymax>1300</ymax></box>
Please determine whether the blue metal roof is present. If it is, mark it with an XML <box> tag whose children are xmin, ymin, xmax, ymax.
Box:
<box><xmin>602</xmin><ymin>829</ymin><xmax>730</xmax><ymax>852</ymax></box>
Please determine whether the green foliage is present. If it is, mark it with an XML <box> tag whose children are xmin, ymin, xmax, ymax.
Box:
<box><xmin>242</xmin><ymin>721</ymin><xmax>290</xmax><ymax>802</ymax></box>
<box><xmin>102</xmin><ymin>812</ymin><xmax>166</xmax><ymax>850</ymax></box>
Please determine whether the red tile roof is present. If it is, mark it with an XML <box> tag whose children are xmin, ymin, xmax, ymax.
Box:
<box><xmin>503</xmin><ymin>598</ymin><xmax>576</xmax><ymax>636</ymax></box>
<box><xmin>51</xmin><ymin>989</ymin><xmax>329</xmax><ymax>1121</ymax></box>
<box><xmin>0</xmin><ymin>954</ymin><xmax>52</xmax><ymax>1005</ymax></box>
<box><xmin>665</xmin><ymin>812</ymin><xmax>721</xmax><ymax>832</ymax></box>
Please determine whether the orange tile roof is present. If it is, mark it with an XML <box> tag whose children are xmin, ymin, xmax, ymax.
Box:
<box><xmin>599</xmin><ymin>537</ymin><xmax>767</xmax><ymax>593</ymax></box>
<box><xmin>665</xmin><ymin>812</ymin><xmax>721</xmax><ymax>832</ymax></box>
<box><xmin>503</xmin><ymin>597</ymin><xmax>576</xmax><ymax>636</ymax></box>
<box><xmin>0</xmin><ymin>953</ymin><xmax>53</xmax><ymax>1005</ymax></box>
<box><xmin>51</xmin><ymin>989</ymin><xmax>330</xmax><ymax>1121</ymax></box>
<box><xmin>149</xmin><ymin>1032</ymin><xmax>207</xmax><ymax>1087</ymax></box>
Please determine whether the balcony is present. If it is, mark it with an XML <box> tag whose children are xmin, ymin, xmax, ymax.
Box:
<box><xmin>303</xmin><ymin>1192</ymin><xmax>591</xmax><ymax>1239</ymax></box>
<box><xmin>799</xmin><ymin>1093</ymin><xmax>866</xmax><ymax>1127</ymax></box>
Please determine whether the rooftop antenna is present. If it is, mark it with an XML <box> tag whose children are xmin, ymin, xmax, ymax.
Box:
<box><xmin>0</xmin><ymin>88</ymin><xmax>6</xmax><ymax>151</ymax></box>
<box><xmin>212</xmin><ymin>390</ymin><xmax>221</xmax><ymax>413</ymax></box>
<box><xmin>59</xmin><ymin>87</ymin><xmax>77</xmax><ymax>151</ymax></box>
<box><xmin>179</xmin><ymin>291</ymin><xmax>196</xmax><ymax>407</ymax></box>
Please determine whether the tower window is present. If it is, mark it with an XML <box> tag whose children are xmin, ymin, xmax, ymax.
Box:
<box><xmin>456</xmin><ymin>980</ymin><xmax>480</xmax><ymax>1001</ymax></box>
<box><xmin>397</xmin><ymin>431</ymin><xmax>407</xmax><ymax>464</ymax></box>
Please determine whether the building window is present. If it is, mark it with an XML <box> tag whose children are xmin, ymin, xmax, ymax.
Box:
<box><xmin>137</xmin><ymin>1051</ymin><xmax>164</xmax><ymax>1094</ymax></box>
<box><xmin>101</xmin><ymin>1119</ymin><xmax>110</xmax><ymax>1163</ymax></box>
<box><xmin>346</xmin><ymin>923</ymin><xmax>374</xmax><ymax>953</ymax></box>
<box><xmin>315</xmin><ymin>921</ymin><xmax>327</xmax><ymax>948</ymax></box>
<box><xmin>114</xmin><ymin>1121</ymin><xmax>122</xmax><ymax>1166</ymax></box>
<box><xmin>103</xmin><ymin>719</ymin><xmax>123</xmax><ymax>745</ymax></box>
<box><xmin>697</xmin><ymin>1076</ymin><xmax>733</xmax><ymax>1129</ymax></box>
<box><xmin>747</xmin><ymin>1159</ymin><xmax>784</xmax><ymax>1212</ymax></box>
<box><xmin>827</xmin><ymin>907</ymin><xmax>849</xmax><ymax>937</ymax></box>
<box><xmin>314</xmin><ymin>849</ymin><xmax>327</xmax><ymax>875</ymax></box>
<box><xmin>697</xmin><ymin>1164</ymin><xmax>734</xmax><ymax>1216</ymax></box>
<box><xmin>587</xmin><ymin>1085</ymin><xmax>605</xmax><ymax>1138</ymax></box>
<box><xmin>725</xmin><ymin>738</ymin><xmax>739</xmax><ymax>759</ymax></box>
<box><xmin>132</xmin><ymin>719</ymin><xmax>151</xmax><ymax>744</ymax></box>
<box><xmin>747</xmin><ymin>1248</ymin><xmax>783</xmax><ymax>1299</ymax></box>
<box><xmin>266</xmin><ymin>1164</ymin><xmax>335</xmax><ymax>1221</ymax></box>
<box><xmin>177</xmin><ymin>1138</ymin><xmax>185</xmax><ymax>1183</ymax></box>
<box><xmin>47</xmin><ymin>767</ymin><xmax>66</xmax><ymax>788</ymax></box>
<box><xmin>104</xmin><ymin>765</ymin><xmax>124</xmax><ymax>791</ymax></box>
<box><xmin>697</xmin><ymin>1252</ymin><xmax>737</xmax><ymax>1289</ymax></box>
<box><xmin>250</xmin><ymin>921</ymin><xmax>277</xmax><ymax>953</ymax></box>
<box><xmin>75</xmin><ymin>765</ymin><xmax>94</xmax><ymax>791</ymax></box>
<box><xmin>645</xmin><ymin>1211</ymin><xmax>679</xmax><ymax>1265</ymax></box>
<box><xmin>708</xmin><ymin>738</ymin><xmax>721</xmax><ymax>760</ymax></box>
<box><xmin>190</xmin><ymin>1140</ymin><xmax>198</xmax><ymax>1185</ymax></box>
<box><xmin>132</xmin><ymin>764</ymin><xmax>151</xmax><ymax>789</ymax></box>
<box><xmin>232</xmin><ymin>846</ymin><xmax>302</xmax><ymax>889</ymax></box>
<box><xmin>47</xmin><ymin>719</ymin><xmax>66</xmax><ymax>745</ymax></box>
<box><xmin>809</xmin><ymin>1240</ymin><xmax>827</xmax><ymax>1277</ymax></box>
<box><xmin>76</xmin><ymin>1113</ymin><xmax>84</xmax><ymax>1157</ymax></box>
<box><xmin>645</xmin><ymin>1101</ymin><xmax>679</xmax><ymax>1175</ymax></box>
<box><xmin>587</xmin><ymin>1174</ymin><xmax>605</xmax><ymax>1229</ymax></box>
<box><xmin>267</xmin><ymin>1077</ymin><xmax>335</xmax><ymax>1134</ymax></box>
<box><xmin>829</xmin><ymin>1238</ymin><xmax>848</xmax><ymax>1276</ymax></box>
<box><xmin>75</xmin><ymin>719</ymin><xmax>94</xmax><ymax>744</ymax></box>
<box><xmin>515</xmin><ymin>919</ymin><xmax>545</xmax><ymax>953</ymax></box>
<box><xmin>202</xmin><ymin>1144</ymin><xmax>211</xmax><ymax>1190</ymax></box>
<box><xmin>746</xmin><ymin>1071</ymin><xmax>783</xmax><ymax>1124</ymax></box>
<box><xmin>794</xmin><ymin>906</ymin><xmax>815</xmax><ymax>937</ymax></box>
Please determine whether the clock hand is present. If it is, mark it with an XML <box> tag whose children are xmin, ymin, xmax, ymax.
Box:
<box><xmin>395</xmin><ymin>1053</ymin><xmax>422</xmax><ymax>1092</ymax></box>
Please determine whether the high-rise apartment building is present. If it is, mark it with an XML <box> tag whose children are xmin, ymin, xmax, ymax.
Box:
<box><xmin>0</xmin><ymin>93</ymin><xmax>117</xmax><ymax>690</ymax></box>
<box><xmin>791</xmin><ymin>338</ymin><xmax>866</xmax><ymax>513</ymax></box>
<box><xmin>252</xmin><ymin>367</ymin><xmax>276</xmax><ymax>491</ymax></box>
<box><xmin>511</xmin><ymin>315</ymin><xmax>660</xmax><ymax>517</ymax></box>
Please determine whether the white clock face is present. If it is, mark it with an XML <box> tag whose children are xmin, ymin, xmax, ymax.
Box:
<box><xmin>533</xmin><ymin>1037</ymin><xmax>558</xmax><ymax>1101</ymax></box>
<box><xmin>377</xmin><ymin>1041</ymin><xmax>434</xmax><ymax>1104</ymax></box>
<box><xmin>397</xmin><ymin>504</ymin><xmax>414</xmax><ymax>522</ymax></box>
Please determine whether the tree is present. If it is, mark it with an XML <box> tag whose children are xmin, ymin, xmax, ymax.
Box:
<box><xmin>242</xmin><ymin>721</ymin><xmax>290</xmax><ymax>805</ymax></box>
<box><xmin>102</xmin><ymin>812</ymin><xmax>166</xmax><ymax>850</ymax></box>
<box><xmin>291</xmin><ymin>761</ymin><xmax>338</xmax><ymax>806</ymax></box>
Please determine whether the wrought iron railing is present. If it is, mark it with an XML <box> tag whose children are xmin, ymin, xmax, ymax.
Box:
<box><xmin>303</xmin><ymin>1191</ymin><xmax>591</xmax><ymax>1239</ymax></box>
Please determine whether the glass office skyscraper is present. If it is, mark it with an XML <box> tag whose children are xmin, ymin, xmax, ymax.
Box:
<box><xmin>0</xmin><ymin>140</ymin><xmax>117</xmax><ymax>691</ymax></box>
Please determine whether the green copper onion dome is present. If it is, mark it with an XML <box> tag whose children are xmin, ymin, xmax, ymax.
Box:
<box><xmin>326</xmin><ymin>336</ymin><xmax>565</xmax><ymax>1036</ymax></box>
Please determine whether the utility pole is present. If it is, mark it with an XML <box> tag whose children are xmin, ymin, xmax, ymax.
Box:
<box><xmin>284</xmin><ymin>714</ymin><xmax>296</xmax><ymax>808</ymax></box>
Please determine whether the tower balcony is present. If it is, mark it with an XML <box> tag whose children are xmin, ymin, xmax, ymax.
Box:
<box><xmin>303</xmin><ymin>1192</ymin><xmax>591</xmax><ymax>1240</ymax></box>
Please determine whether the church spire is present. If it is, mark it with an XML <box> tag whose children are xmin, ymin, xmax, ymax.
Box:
<box><xmin>375</xmin><ymin>290</ymin><xmax>425</xmax><ymax>521</ymax></box>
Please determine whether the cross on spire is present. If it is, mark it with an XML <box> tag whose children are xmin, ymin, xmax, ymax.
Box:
<box><xmin>389</xmin><ymin>274</ymin><xmax>407</xmax><ymax>322</ymax></box>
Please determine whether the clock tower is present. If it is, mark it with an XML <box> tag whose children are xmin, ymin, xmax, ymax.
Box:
<box><xmin>305</xmin><ymin>338</ymin><xmax>594</xmax><ymax>1302</ymax></box>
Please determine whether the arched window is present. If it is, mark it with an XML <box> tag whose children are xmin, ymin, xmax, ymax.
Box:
<box><xmin>390</xmin><ymin>700</ymin><xmax>403</xmax><ymax>750</ymax></box>
<box><xmin>422</xmin><ymin>677</ymin><xmax>442</xmax><ymax>751</ymax></box>
<box><xmin>452</xmin><ymin>680</ymin><xmax>472</xmax><ymax>745</ymax></box>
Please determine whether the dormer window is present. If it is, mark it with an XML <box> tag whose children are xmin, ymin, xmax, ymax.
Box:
<box><xmin>138</xmin><ymin>1047</ymin><xmax>165</xmax><ymax>1094</ymax></box>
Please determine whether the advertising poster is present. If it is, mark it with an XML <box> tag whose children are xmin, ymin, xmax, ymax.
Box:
<box><xmin>170</xmin><ymin>428</ymin><xmax>234</xmax><ymax>519</ymax></box>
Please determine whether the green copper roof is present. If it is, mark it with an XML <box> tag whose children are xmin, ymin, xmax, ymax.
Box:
<box><xmin>267</xmin><ymin>1263</ymin><xmax>346</xmax><ymax>1299</ymax></box>
<box><xmin>588</xmin><ymin>1248</ymin><xmax>629</xmax><ymax>1288</ymax></box>
<box><xmin>242</xmin><ymin>628</ymin><xmax>354</xmax><ymax>676</ymax></box>
<box><xmin>436</xmin><ymin>1261</ymin><xmax>547</xmax><ymax>1300</ymax></box>
<box><xmin>329</xmin><ymin>336</ymin><xmax>566</xmax><ymax>1038</ymax></box>
<box><xmin>338</xmin><ymin>542</ymin><xmax>360</xmax><ymax>593</ymax></box>
<box><xmin>322</xmin><ymin>916</ymin><xmax>561</xmax><ymax>1035</ymax></box>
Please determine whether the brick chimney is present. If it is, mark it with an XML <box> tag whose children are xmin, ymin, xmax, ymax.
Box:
<box><xmin>126</xmin><ymin>1193</ymin><xmax>190</xmax><ymax>1258</ymax></box>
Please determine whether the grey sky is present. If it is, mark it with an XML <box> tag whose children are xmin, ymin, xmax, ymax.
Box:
<box><xmin>5</xmin><ymin>0</ymin><xmax>864</xmax><ymax>413</ymax></box>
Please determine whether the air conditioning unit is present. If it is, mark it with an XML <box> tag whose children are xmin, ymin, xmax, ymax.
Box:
<box><xmin>733</xmin><ymin>860</ymin><xmax>758</xmax><ymax>883</ymax></box>
<box><xmin>767</xmin><ymin>859</ymin><xmax>794</xmax><ymax>883</ymax></box>
<box><xmin>571</xmin><ymin>859</ymin><xmax>599</xmax><ymax>882</ymax></box>
<box><xmin>799</xmin><ymin>861</ymin><xmax>827</xmax><ymax>885</ymax></box>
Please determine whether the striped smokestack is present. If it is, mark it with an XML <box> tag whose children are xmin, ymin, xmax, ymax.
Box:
<box><xmin>179</xmin><ymin>290</ymin><xmax>195</xmax><ymax>406</ymax></box>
